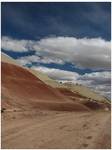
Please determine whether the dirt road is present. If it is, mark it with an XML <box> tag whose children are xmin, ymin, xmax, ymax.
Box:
<box><xmin>2</xmin><ymin>110</ymin><xmax>111</xmax><ymax>149</ymax></box>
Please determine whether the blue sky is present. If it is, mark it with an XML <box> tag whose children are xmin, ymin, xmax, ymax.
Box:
<box><xmin>2</xmin><ymin>2</ymin><xmax>111</xmax><ymax>40</ymax></box>
<box><xmin>1</xmin><ymin>2</ymin><xmax>111</xmax><ymax>98</ymax></box>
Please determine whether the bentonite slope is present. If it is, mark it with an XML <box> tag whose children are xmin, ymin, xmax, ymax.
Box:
<box><xmin>2</xmin><ymin>61</ymin><xmax>90</xmax><ymax>111</ymax></box>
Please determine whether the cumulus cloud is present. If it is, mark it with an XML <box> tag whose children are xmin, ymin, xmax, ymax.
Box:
<box><xmin>16</xmin><ymin>55</ymin><xmax>64</xmax><ymax>66</ymax></box>
<box><xmin>78</xmin><ymin>72</ymin><xmax>110</xmax><ymax>85</ymax></box>
<box><xmin>1</xmin><ymin>36</ymin><xmax>34</xmax><ymax>52</ymax></box>
<box><xmin>34</xmin><ymin>37</ymin><xmax>110</xmax><ymax>70</ymax></box>
<box><xmin>2</xmin><ymin>36</ymin><xmax>111</xmax><ymax>70</ymax></box>
<box><xmin>78</xmin><ymin>71</ymin><xmax>111</xmax><ymax>98</ymax></box>
<box><xmin>31</xmin><ymin>66</ymin><xmax>79</xmax><ymax>82</ymax></box>
<box><xmin>31</xmin><ymin>66</ymin><xmax>111</xmax><ymax>99</ymax></box>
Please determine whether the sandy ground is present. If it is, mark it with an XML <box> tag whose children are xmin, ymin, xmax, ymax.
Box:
<box><xmin>2</xmin><ymin>110</ymin><xmax>111</xmax><ymax>149</ymax></box>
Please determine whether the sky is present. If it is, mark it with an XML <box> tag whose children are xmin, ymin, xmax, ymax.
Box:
<box><xmin>1</xmin><ymin>2</ymin><xmax>111</xmax><ymax>99</ymax></box>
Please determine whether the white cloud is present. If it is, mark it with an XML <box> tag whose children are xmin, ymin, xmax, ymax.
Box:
<box><xmin>2</xmin><ymin>36</ymin><xmax>111</xmax><ymax>70</ymax></box>
<box><xmin>79</xmin><ymin>71</ymin><xmax>110</xmax><ymax>85</ymax></box>
<box><xmin>1</xmin><ymin>36</ymin><xmax>34</xmax><ymax>52</ymax></box>
<box><xmin>78</xmin><ymin>71</ymin><xmax>111</xmax><ymax>98</ymax></box>
<box><xmin>31</xmin><ymin>66</ymin><xmax>79</xmax><ymax>82</ymax></box>
<box><xmin>33</xmin><ymin>37</ymin><xmax>111</xmax><ymax>70</ymax></box>
<box><xmin>16</xmin><ymin>55</ymin><xmax>64</xmax><ymax>65</ymax></box>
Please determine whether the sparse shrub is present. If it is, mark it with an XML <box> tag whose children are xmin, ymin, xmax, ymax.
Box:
<box><xmin>12</xmin><ymin>116</ymin><xmax>16</xmax><ymax>119</ymax></box>
<box><xmin>1</xmin><ymin>108</ymin><xmax>6</xmax><ymax>113</ymax></box>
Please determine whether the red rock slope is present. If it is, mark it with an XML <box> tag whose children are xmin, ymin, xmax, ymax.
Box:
<box><xmin>1</xmin><ymin>62</ymin><xmax>90</xmax><ymax>111</ymax></box>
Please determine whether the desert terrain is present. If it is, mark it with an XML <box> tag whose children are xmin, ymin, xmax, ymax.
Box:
<box><xmin>1</xmin><ymin>53</ymin><xmax>111</xmax><ymax>149</ymax></box>
<box><xmin>2</xmin><ymin>110</ymin><xmax>111</xmax><ymax>149</ymax></box>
